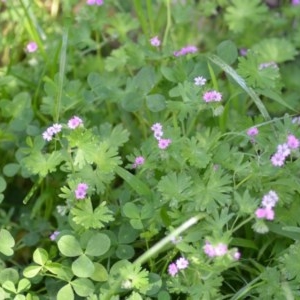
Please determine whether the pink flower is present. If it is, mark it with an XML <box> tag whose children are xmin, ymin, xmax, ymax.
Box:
<box><xmin>214</xmin><ymin>243</ymin><xmax>228</xmax><ymax>256</ymax></box>
<box><xmin>151</xmin><ymin>123</ymin><xmax>163</xmax><ymax>132</ymax></box>
<box><xmin>239</xmin><ymin>48</ymin><xmax>248</xmax><ymax>56</ymax></box>
<box><xmin>68</xmin><ymin>116</ymin><xmax>83</xmax><ymax>129</ymax></box>
<box><xmin>158</xmin><ymin>138</ymin><xmax>172</xmax><ymax>150</ymax></box>
<box><xmin>287</xmin><ymin>134</ymin><xmax>300</xmax><ymax>149</ymax></box>
<box><xmin>150</xmin><ymin>36</ymin><xmax>161</xmax><ymax>47</ymax></box>
<box><xmin>247</xmin><ymin>127</ymin><xmax>259</xmax><ymax>137</ymax></box>
<box><xmin>291</xmin><ymin>0</ymin><xmax>300</xmax><ymax>5</ymax></box>
<box><xmin>233</xmin><ymin>250</ymin><xmax>241</xmax><ymax>260</ymax></box>
<box><xmin>259</xmin><ymin>62</ymin><xmax>278</xmax><ymax>70</ymax></box>
<box><xmin>262</xmin><ymin>190</ymin><xmax>278</xmax><ymax>209</ymax></box>
<box><xmin>42</xmin><ymin>124</ymin><xmax>62</xmax><ymax>141</ymax></box>
<box><xmin>133</xmin><ymin>156</ymin><xmax>145</xmax><ymax>168</ymax></box>
<box><xmin>255</xmin><ymin>208</ymin><xmax>267</xmax><ymax>219</ymax></box>
<box><xmin>168</xmin><ymin>263</ymin><xmax>178</xmax><ymax>277</ymax></box>
<box><xmin>153</xmin><ymin>130</ymin><xmax>163</xmax><ymax>140</ymax></box>
<box><xmin>174</xmin><ymin>45</ymin><xmax>198</xmax><ymax>57</ymax></box>
<box><xmin>194</xmin><ymin>76</ymin><xmax>206</xmax><ymax>86</ymax></box>
<box><xmin>86</xmin><ymin>0</ymin><xmax>103</xmax><ymax>5</ymax></box>
<box><xmin>277</xmin><ymin>143</ymin><xmax>290</xmax><ymax>157</ymax></box>
<box><xmin>176</xmin><ymin>257</ymin><xmax>189</xmax><ymax>270</ymax></box>
<box><xmin>75</xmin><ymin>183</ymin><xmax>88</xmax><ymax>199</ymax></box>
<box><xmin>271</xmin><ymin>152</ymin><xmax>286</xmax><ymax>167</ymax></box>
<box><xmin>26</xmin><ymin>41</ymin><xmax>38</xmax><ymax>53</ymax></box>
<box><xmin>265</xmin><ymin>208</ymin><xmax>275</xmax><ymax>220</ymax></box>
<box><xmin>50</xmin><ymin>231</ymin><xmax>60</xmax><ymax>241</ymax></box>
<box><xmin>203</xmin><ymin>241</ymin><xmax>216</xmax><ymax>257</ymax></box>
<box><xmin>203</xmin><ymin>90</ymin><xmax>222</xmax><ymax>103</ymax></box>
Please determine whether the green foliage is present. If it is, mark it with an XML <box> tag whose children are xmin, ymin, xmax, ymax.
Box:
<box><xmin>224</xmin><ymin>0</ymin><xmax>268</xmax><ymax>33</ymax></box>
<box><xmin>1</xmin><ymin>0</ymin><xmax>300</xmax><ymax>299</ymax></box>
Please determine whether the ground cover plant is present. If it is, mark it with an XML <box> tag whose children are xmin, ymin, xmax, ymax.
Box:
<box><xmin>1</xmin><ymin>0</ymin><xmax>300</xmax><ymax>299</ymax></box>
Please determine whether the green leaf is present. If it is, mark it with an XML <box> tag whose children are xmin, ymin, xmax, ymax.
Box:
<box><xmin>216</xmin><ymin>40</ymin><xmax>238</xmax><ymax>65</ymax></box>
<box><xmin>16</xmin><ymin>278</ymin><xmax>31</xmax><ymax>293</ymax></box>
<box><xmin>118</xmin><ymin>223</ymin><xmax>139</xmax><ymax>244</ymax></box>
<box><xmin>3</xmin><ymin>163</ymin><xmax>20</xmax><ymax>177</ymax></box>
<box><xmin>0</xmin><ymin>229</ymin><xmax>15</xmax><ymax>256</ymax></box>
<box><xmin>224</xmin><ymin>0</ymin><xmax>268</xmax><ymax>33</ymax></box>
<box><xmin>105</xmin><ymin>48</ymin><xmax>128</xmax><ymax>72</ymax></box>
<box><xmin>2</xmin><ymin>281</ymin><xmax>16</xmax><ymax>293</ymax></box>
<box><xmin>57</xmin><ymin>284</ymin><xmax>74</xmax><ymax>300</ymax></box>
<box><xmin>208</xmin><ymin>54</ymin><xmax>271</xmax><ymax>121</ymax></box>
<box><xmin>115</xmin><ymin>166</ymin><xmax>151</xmax><ymax>197</ymax></box>
<box><xmin>72</xmin><ymin>255</ymin><xmax>95</xmax><ymax>278</ymax></box>
<box><xmin>146</xmin><ymin>94</ymin><xmax>166</xmax><ymax>112</ymax></box>
<box><xmin>22</xmin><ymin>150</ymin><xmax>63</xmax><ymax>177</ymax></box>
<box><xmin>90</xmin><ymin>263</ymin><xmax>108</xmax><ymax>282</ymax></box>
<box><xmin>71</xmin><ymin>278</ymin><xmax>94</xmax><ymax>297</ymax></box>
<box><xmin>121</xmin><ymin>91</ymin><xmax>144</xmax><ymax>112</ymax></box>
<box><xmin>23</xmin><ymin>265</ymin><xmax>42</xmax><ymax>278</ymax></box>
<box><xmin>116</xmin><ymin>244</ymin><xmax>135</xmax><ymax>260</ymax></box>
<box><xmin>45</xmin><ymin>262</ymin><xmax>73</xmax><ymax>281</ymax></box>
<box><xmin>252</xmin><ymin>38</ymin><xmax>297</xmax><ymax>63</ymax></box>
<box><xmin>57</xmin><ymin>235</ymin><xmax>83</xmax><ymax>257</ymax></box>
<box><xmin>71</xmin><ymin>199</ymin><xmax>114</xmax><ymax>230</ymax></box>
<box><xmin>33</xmin><ymin>248</ymin><xmax>48</xmax><ymax>265</ymax></box>
<box><xmin>0</xmin><ymin>269</ymin><xmax>19</xmax><ymax>284</ymax></box>
<box><xmin>123</xmin><ymin>203</ymin><xmax>140</xmax><ymax>219</ymax></box>
<box><xmin>133</xmin><ymin>66</ymin><xmax>157</xmax><ymax>95</ymax></box>
<box><xmin>85</xmin><ymin>233</ymin><xmax>111</xmax><ymax>256</ymax></box>
<box><xmin>0</xmin><ymin>177</ymin><xmax>7</xmax><ymax>193</ymax></box>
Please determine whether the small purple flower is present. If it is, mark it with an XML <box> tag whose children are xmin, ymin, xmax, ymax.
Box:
<box><xmin>255</xmin><ymin>207</ymin><xmax>267</xmax><ymax>219</ymax></box>
<box><xmin>262</xmin><ymin>190</ymin><xmax>278</xmax><ymax>209</ymax></box>
<box><xmin>26</xmin><ymin>41</ymin><xmax>38</xmax><ymax>53</ymax></box>
<box><xmin>291</xmin><ymin>0</ymin><xmax>300</xmax><ymax>5</ymax></box>
<box><xmin>68</xmin><ymin>116</ymin><xmax>83</xmax><ymax>129</ymax></box>
<box><xmin>259</xmin><ymin>62</ymin><xmax>278</xmax><ymax>70</ymax></box>
<box><xmin>153</xmin><ymin>130</ymin><xmax>163</xmax><ymax>140</ymax></box>
<box><xmin>233</xmin><ymin>250</ymin><xmax>241</xmax><ymax>260</ymax></box>
<box><xmin>158</xmin><ymin>138</ymin><xmax>172</xmax><ymax>150</ymax></box>
<box><xmin>271</xmin><ymin>152</ymin><xmax>286</xmax><ymax>167</ymax></box>
<box><xmin>150</xmin><ymin>36</ymin><xmax>161</xmax><ymax>47</ymax></box>
<box><xmin>50</xmin><ymin>231</ymin><xmax>60</xmax><ymax>241</ymax></box>
<box><xmin>42</xmin><ymin>123</ymin><xmax>62</xmax><ymax>141</ymax></box>
<box><xmin>277</xmin><ymin>143</ymin><xmax>291</xmax><ymax>158</ymax></box>
<box><xmin>86</xmin><ymin>0</ymin><xmax>103</xmax><ymax>5</ymax></box>
<box><xmin>194</xmin><ymin>76</ymin><xmax>206</xmax><ymax>86</ymax></box>
<box><xmin>132</xmin><ymin>156</ymin><xmax>145</xmax><ymax>168</ymax></box>
<box><xmin>203</xmin><ymin>90</ymin><xmax>222</xmax><ymax>103</ymax></box>
<box><xmin>151</xmin><ymin>123</ymin><xmax>163</xmax><ymax>132</ymax></box>
<box><xmin>239</xmin><ymin>48</ymin><xmax>248</xmax><ymax>56</ymax></box>
<box><xmin>174</xmin><ymin>45</ymin><xmax>197</xmax><ymax>57</ymax></box>
<box><xmin>214</xmin><ymin>243</ymin><xmax>228</xmax><ymax>256</ymax></box>
<box><xmin>203</xmin><ymin>241</ymin><xmax>216</xmax><ymax>257</ymax></box>
<box><xmin>287</xmin><ymin>134</ymin><xmax>300</xmax><ymax>149</ymax></box>
<box><xmin>247</xmin><ymin>127</ymin><xmax>259</xmax><ymax>137</ymax></box>
<box><xmin>75</xmin><ymin>183</ymin><xmax>88</xmax><ymax>200</ymax></box>
<box><xmin>168</xmin><ymin>263</ymin><xmax>178</xmax><ymax>277</ymax></box>
<box><xmin>176</xmin><ymin>257</ymin><xmax>189</xmax><ymax>270</ymax></box>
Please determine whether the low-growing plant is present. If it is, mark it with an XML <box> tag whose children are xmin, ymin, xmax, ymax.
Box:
<box><xmin>1</xmin><ymin>0</ymin><xmax>300</xmax><ymax>299</ymax></box>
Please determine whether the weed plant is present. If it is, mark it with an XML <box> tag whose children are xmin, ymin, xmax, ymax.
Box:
<box><xmin>1</xmin><ymin>0</ymin><xmax>300</xmax><ymax>299</ymax></box>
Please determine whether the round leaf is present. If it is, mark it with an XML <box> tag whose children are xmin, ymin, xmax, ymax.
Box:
<box><xmin>121</xmin><ymin>92</ymin><xmax>143</xmax><ymax>112</ymax></box>
<box><xmin>0</xmin><ymin>268</ymin><xmax>19</xmax><ymax>284</ymax></box>
<box><xmin>17</xmin><ymin>278</ymin><xmax>31</xmax><ymax>293</ymax></box>
<box><xmin>146</xmin><ymin>273</ymin><xmax>162</xmax><ymax>296</ymax></box>
<box><xmin>216</xmin><ymin>40</ymin><xmax>238</xmax><ymax>65</ymax></box>
<box><xmin>57</xmin><ymin>284</ymin><xmax>74</xmax><ymax>300</ymax></box>
<box><xmin>118</xmin><ymin>223</ymin><xmax>139</xmax><ymax>244</ymax></box>
<box><xmin>146</xmin><ymin>94</ymin><xmax>166</xmax><ymax>112</ymax></box>
<box><xmin>33</xmin><ymin>248</ymin><xmax>48</xmax><ymax>265</ymax></box>
<box><xmin>72</xmin><ymin>255</ymin><xmax>94</xmax><ymax>278</ymax></box>
<box><xmin>0</xmin><ymin>177</ymin><xmax>6</xmax><ymax>193</ymax></box>
<box><xmin>85</xmin><ymin>233</ymin><xmax>111</xmax><ymax>257</ymax></box>
<box><xmin>3</xmin><ymin>164</ymin><xmax>20</xmax><ymax>177</ymax></box>
<box><xmin>57</xmin><ymin>235</ymin><xmax>83</xmax><ymax>257</ymax></box>
<box><xmin>116</xmin><ymin>244</ymin><xmax>135</xmax><ymax>259</ymax></box>
<box><xmin>123</xmin><ymin>203</ymin><xmax>140</xmax><ymax>219</ymax></box>
<box><xmin>0</xmin><ymin>229</ymin><xmax>15</xmax><ymax>256</ymax></box>
<box><xmin>23</xmin><ymin>266</ymin><xmax>42</xmax><ymax>278</ymax></box>
<box><xmin>71</xmin><ymin>278</ymin><xmax>94</xmax><ymax>297</ymax></box>
<box><xmin>90</xmin><ymin>263</ymin><xmax>108</xmax><ymax>282</ymax></box>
